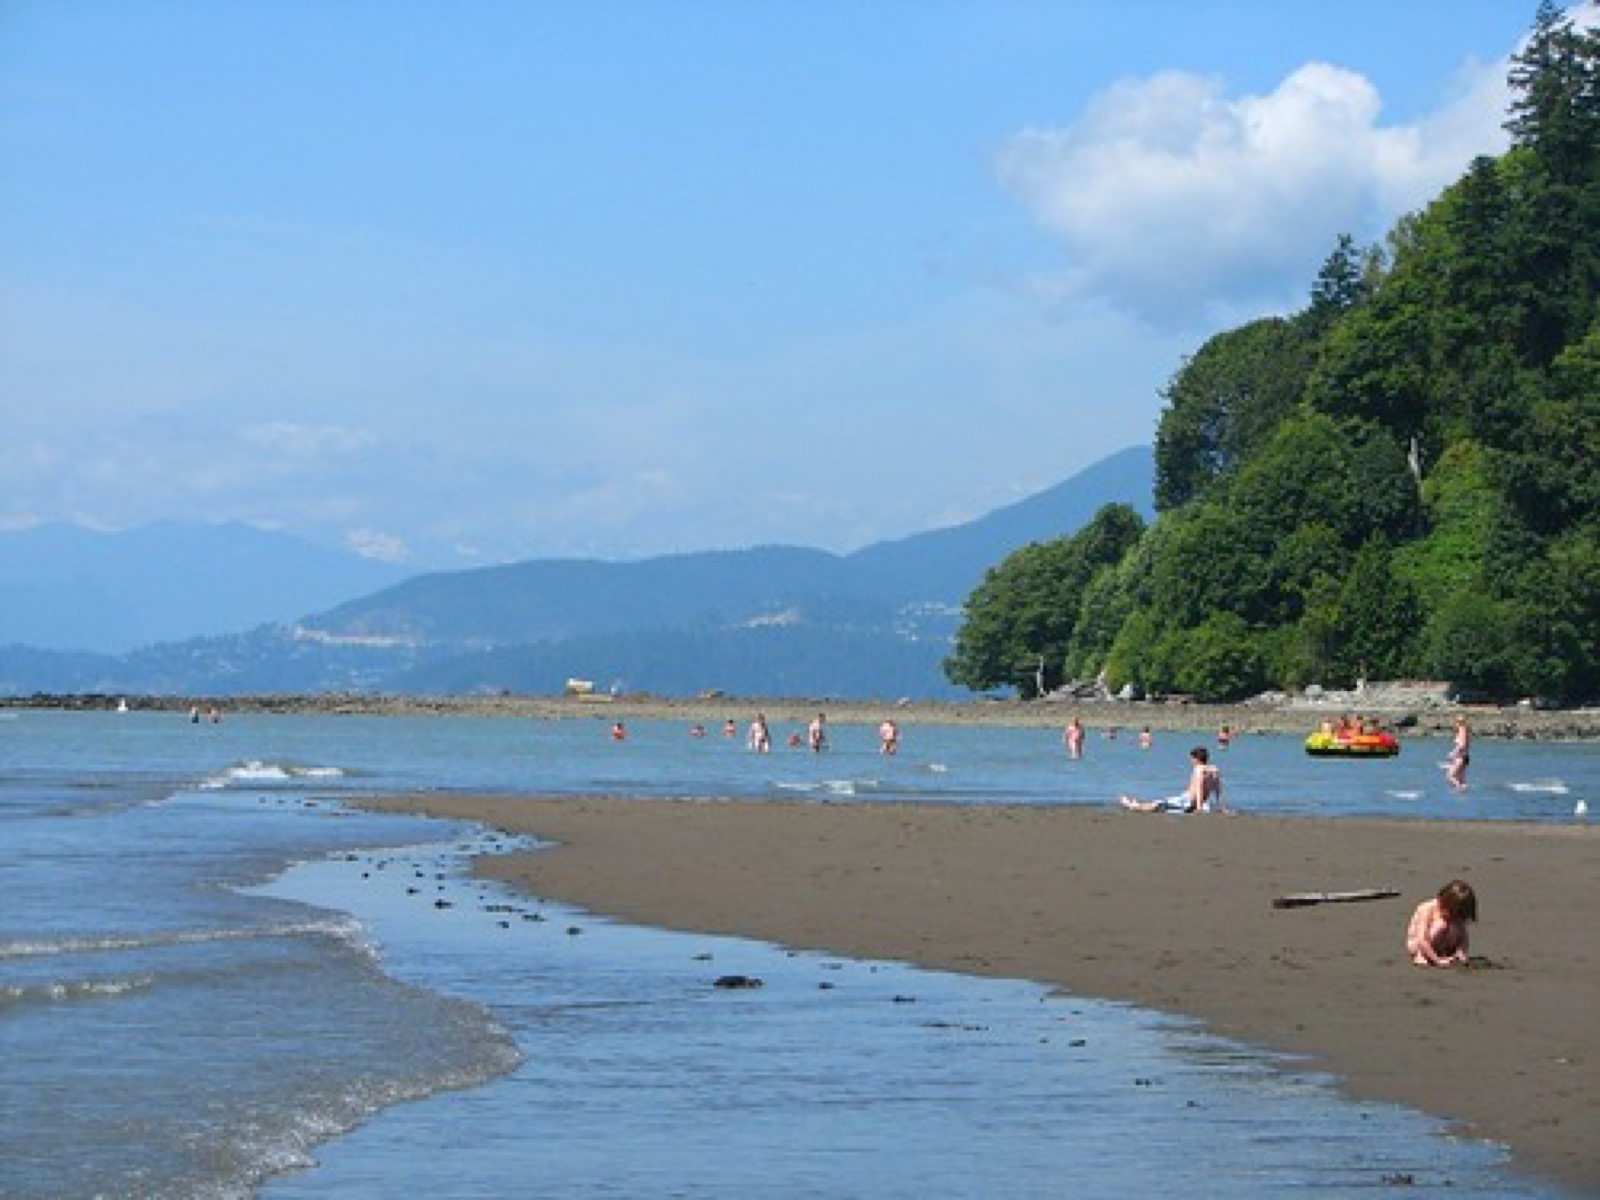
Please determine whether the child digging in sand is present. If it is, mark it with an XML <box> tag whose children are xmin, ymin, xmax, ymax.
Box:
<box><xmin>1406</xmin><ymin>879</ymin><xmax>1477</xmax><ymax>967</ymax></box>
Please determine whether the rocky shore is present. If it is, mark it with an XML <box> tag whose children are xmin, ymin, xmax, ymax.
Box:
<box><xmin>8</xmin><ymin>688</ymin><xmax>1599</xmax><ymax>741</ymax></box>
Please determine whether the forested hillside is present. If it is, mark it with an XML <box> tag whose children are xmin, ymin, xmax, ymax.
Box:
<box><xmin>947</xmin><ymin>5</ymin><xmax>1599</xmax><ymax>703</ymax></box>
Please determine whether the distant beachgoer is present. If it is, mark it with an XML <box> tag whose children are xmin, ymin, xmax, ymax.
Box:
<box><xmin>1120</xmin><ymin>746</ymin><xmax>1227</xmax><ymax>814</ymax></box>
<box><xmin>723</xmin><ymin>719</ymin><xmax>738</xmax><ymax>738</ymax></box>
<box><xmin>1406</xmin><ymin>879</ymin><xmax>1477</xmax><ymax>967</ymax></box>
<box><xmin>1218</xmin><ymin>724</ymin><xmax>1233</xmax><ymax>748</ymax></box>
<box><xmin>1138</xmin><ymin>726</ymin><xmax>1152</xmax><ymax>750</ymax></box>
<box><xmin>808</xmin><ymin>713</ymin><xmax>828</xmax><ymax>753</ymax></box>
<box><xmin>749</xmin><ymin>713</ymin><xmax>771</xmax><ymax>754</ymax></box>
<box><xmin>878</xmin><ymin>718</ymin><xmax>899</xmax><ymax>756</ymax></box>
<box><xmin>1446</xmin><ymin>717</ymin><xmax>1471</xmax><ymax>791</ymax></box>
<box><xmin>690</xmin><ymin>724</ymin><xmax>706</xmax><ymax>738</ymax></box>
<box><xmin>787</xmin><ymin>732</ymin><xmax>804</xmax><ymax>749</ymax></box>
<box><xmin>611</xmin><ymin>721</ymin><xmax>627</xmax><ymax>741</ymax></box>
<box><xmin>1064</xmin><ymin>717</ymin><xmax>1085</xmax><ymax>760</ymax></box>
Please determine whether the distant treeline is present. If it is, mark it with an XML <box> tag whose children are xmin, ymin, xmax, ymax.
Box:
<box><xmin>948</xmin><ymin>4</ymin><xmax>1599</xmax><ymax>703</ymax></box>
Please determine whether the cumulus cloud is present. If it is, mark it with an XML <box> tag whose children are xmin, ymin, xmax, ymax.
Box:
<box><xmin>997</xmin><ymin>59</ymin><xmax>1511</xmax><ymax>328</ymax></box>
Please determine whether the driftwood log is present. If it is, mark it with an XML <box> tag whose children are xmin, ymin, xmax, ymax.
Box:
<box><xmin>1272</xmin><ymin>888</ymin><xmax>1401</xmax><ymax>909</ymax></box>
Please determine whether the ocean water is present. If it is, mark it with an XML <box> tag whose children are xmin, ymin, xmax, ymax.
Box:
<box><xmin>1</xmin><ymin>707</ymin><xmax>1591</xmax><ymax>1197</ymax></box>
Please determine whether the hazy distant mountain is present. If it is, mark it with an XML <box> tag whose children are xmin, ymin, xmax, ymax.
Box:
<box><xmin>846</xmin><ymin>445</ymin><xmax>1155</xmax><ymax>600</ymax></box>
<box><xmin>300</xmin><ymin>446</ymin><xmax>1156</xmax><ymax>648</ymax></box>
<box><xmin>0</xmin><ymin>446</ymin><xmax>1153</xmax><ymax>698</ymax></box>
<box><xmin>0</xmin><ymin>522</ymin><xmax>410</xmax><ymax>653</ymax></box>
<box><xmin>303</xmin><ymin>545</ymin><xmax>861</xmax><ymax>646</ymax></box>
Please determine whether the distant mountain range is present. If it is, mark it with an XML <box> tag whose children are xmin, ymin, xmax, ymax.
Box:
<box><xmin>0</xmin><ymin>446</ymin><xmax>1153</xmax><ymax>699</ymax></box>
<box><xmin>0</xmin><ymin>521</ymin><xmax>409</xmax><ymax>653</ymax></box>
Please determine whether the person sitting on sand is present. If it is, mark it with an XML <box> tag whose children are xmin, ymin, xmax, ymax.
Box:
<box><xmin>1407</xmin><ymin>879</ymin><xmax>1477</xmax><ymax>967</ymax></box>
<box><xmin>1120</xmin><ymin>746</ymin><xmax>1227</xmax><ymax>814</ymax></box>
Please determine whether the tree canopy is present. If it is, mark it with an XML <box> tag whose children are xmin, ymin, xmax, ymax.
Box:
<box><xmin>948</xmin><ymin>6</ymin><xmax>1600</xmax><ymax>704</ymax></box>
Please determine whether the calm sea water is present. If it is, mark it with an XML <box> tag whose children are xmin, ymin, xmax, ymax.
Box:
<box><xmin>1</xmin><ymin>707</ymin><xmax>1591</xmax><ymax>1197</ymax></box>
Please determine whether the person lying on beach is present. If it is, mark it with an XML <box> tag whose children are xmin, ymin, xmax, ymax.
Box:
<box><xmin>1406</xmin><ymin>879</ymin><xmax>1477</xmax><ymax>967</ymax></box>
<box><xmin>1120</xmin><ymin>747</ymin><xmax>1228</xmax><ymax>814</ymax></box>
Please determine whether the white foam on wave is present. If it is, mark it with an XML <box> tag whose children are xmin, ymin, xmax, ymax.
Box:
<box><xmin>200</xmin><ymin>760</ymin><xmax>349</xmax><ymax>790</ymax></box>
<box><xmin>220</xmin><ymin>1035</ymin><xmax>524</xmax><ymax>1198</ymax></box>
<box><xmin>0</xmin><ymin>914</ymin><xmax>369</xmax><ymax>961</ymax></box>
<box><xmin>1509</xmin><ymin>779</ymin><xmax>1569</xmax><ymax>795</ymax></box>
<box><xmin>771</xmin><ymin>778</ymin><xmax>879</xmax><ymax>799</ymax></box>
<box><xmin>1385</xmin><ymin>790</ymin><xmax>1424</xmax><ymax>800</ymax></box>
<box><xmin>0</xmin><ymin>974</ymin><xmax>156</xmax><ymax>1008</ymax></box>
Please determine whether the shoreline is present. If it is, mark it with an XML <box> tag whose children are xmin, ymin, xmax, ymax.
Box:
<box><xmin>357</xmin><ymin>794</ymin><xmax>1600</xmax><ymax>1192</ymax></box>
<box><xmin>10</xmin><ymin>691</ymin><xmax>1600</xmax><ymax>741</ymax></box>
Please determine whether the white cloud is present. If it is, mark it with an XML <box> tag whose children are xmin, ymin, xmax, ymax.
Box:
<box><xmin>345</xmin><ymin>528</ymin><xmax>411</xmax><ymax>563</ymax></box>
<box><xmin>997</xmin><ymin>59</ymin><xmax>1512</xmax><ymax>329</ymax></box>
<box><xmin>242</xmin><ymin>422</ymin><xmax>377</xmax><ymax>459</ymax></box>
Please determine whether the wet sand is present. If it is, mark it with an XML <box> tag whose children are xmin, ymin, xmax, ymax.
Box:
<box><xmin>357</xmin><ymin>794</ymin><xmax>1600</xmax><ymax>1192</ymax></box>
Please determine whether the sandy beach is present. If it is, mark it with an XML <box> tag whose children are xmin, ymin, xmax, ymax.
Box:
<box><xmin>359</xmin><ymin>793</ymin><xmax>1600</xmax><ymax>1192</ymax></box>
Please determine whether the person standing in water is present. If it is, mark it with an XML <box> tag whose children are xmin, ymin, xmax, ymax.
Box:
<box><xmin>1446</xmin><ymin>716</ymin><xmax>1471</xmax><ymax>791</ymax></box>
<box><xmin>878</xmin><ymin>718</ymin><xmax>899</xmax><ymax>755</ymax></box>
<box><xmin>1064</xmin><ymin>717</ymin><xmax>1085</xmax><ymax>760</ymax></box>
<box><xmin>748</xmin><ymin>713</ymin><xmax>771</xmax><ymax>754</ymax></box>
<box><xmin>808</xmin><ymin>712</ymin><xmax>828</xmax><ymax>753</ymax></box>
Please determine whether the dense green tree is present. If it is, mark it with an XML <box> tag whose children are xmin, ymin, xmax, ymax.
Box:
<box><xmin>1061</xmin><ymin>534</ymin><xmax>1152</xmax><ymax>684</ymax></box>
<box><xmin>1392</xmin><ymin>441</ymin><xmax>1499</xmax><ymax>610</ymax></box>
<box><xmin>1143</xmin><ymin>503</ymin><xmax>1267</xmax><ymax>628</ymax></box>
<box><xmin>1504</xmin><ymin>3</ymin><xmax>1600</xmax><ymax>363</ymax></box>
<box><xmin>1153</xmin><ymin>318</ymin><xmax>1312</xmax><ymax>510</ymax></box>
<box><xmin>1325</xmin><ymin>538</ymin><xmax>1423</xmax><ymax>684</ymax></box>
<box><xmin>952</xmin><ymin>6</ymin><xmax>1600</xmax><ymax>705</ymax></box>
<box><xmin>1420</xmin><ymin>592</ymin><xmax>1524</xmax><ymax>697</ymax></box>
<box><xmin>1495</xmin><ymin>324</ymin><xmax>1600</xmax><ymax>532</ymax></box>
<box><xmin>1300</xmin><ymin>233</ymin><xmax>1382</xmax><ymax>338</ymax></box>
<box><xmin>1166</xmin><ymin>612</ymin><xmax>1270</xmax><ymax>702</ymax></box>
<box><xmin>943</xmin><ymin>504</ymin><xmax>1145</xmax><ymax>697</ymax></box>
<box><xmin>1102</xmin><ymin>608</ymin><xmax>1165</xmax><ymax>697</ymax></box>
<box><xmin>1228</xmin><ymin>413</ymin><xmax>1416</xmax><ymax>550</ymax></box>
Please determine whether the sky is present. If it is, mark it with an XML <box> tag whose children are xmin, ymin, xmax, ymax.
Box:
<box><xmin>0</xmin><ymin>2</ymin><xmax>1570</xmax><ymax>568</ymax></box>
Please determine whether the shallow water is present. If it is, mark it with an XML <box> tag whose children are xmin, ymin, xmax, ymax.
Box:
<box><xmin>0</xmin><ymin>708</ymin><xmax>1588</xmax><ymax>1196</ymax></box>
<box><xmin>259</xmin><ymin>835</ymin><xmax>1545</xmax><ymax>1198</ymax></box>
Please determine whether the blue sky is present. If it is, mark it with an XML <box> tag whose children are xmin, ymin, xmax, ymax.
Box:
<box><xmin>0</xmin><ymin>2</ymin><xmax>1564</xmax><ymax>567</ymax></box>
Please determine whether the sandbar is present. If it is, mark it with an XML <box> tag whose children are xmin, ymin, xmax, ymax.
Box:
<box><xmin>358</xmin><ymin>794</ymin><xmax>1600</xmax><ymax>1191</ymax></box>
